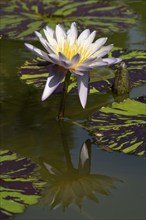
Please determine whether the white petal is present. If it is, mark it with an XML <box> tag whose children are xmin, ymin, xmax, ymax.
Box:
<box><xmin>93</xmin><ymin>37</ymin><xmax>107</xmax><ymax>48</ymax></box>
<box><xmin>42</xmin><ymin>76</ymin><xmax>55</xmax><ymax>101</ymax></box>
<box><xmin>77</xmin><ymin>73</ymin><xmax>89</xmax><ymax>108</ymax></box>
<box><xmin>103</xmin><ymin>57</ymin><xmax>122</xmax><ymax>65</ymax></box>
<box><xmin>114</xmin><ymin>58</ymin><xmax>122</xmax><ymax>64</ymax></box>
<box><xmin>48</xmin><ymin>54</ymin><xmax>60</xmax><ymax>65</ymax></box>
<box><xmin>41</xmin><ymin>66</ymin><xmax>67</xmax><ymax>101</ymax></box>
<box><xmin>24</xmin><ymin>43</ymin><xmax>51</xmax><ymax>62</ymax></box>
<box><xmin>96</xmin><ymin>50</ymin><xmax>109</xmax><ymax>59</ymax></box>
<box><xmin>55</xmin><ymin>24</ymin><xmax>66</xmax><ymax>44</ymax></box>
<box><xmin>67</xmin><ymin>27</ymin><xmax>71</xmax><ymax>35</ymax></box>
<box><xmin>45</xmin><ymin>25</ymin><xmax>54</xmax><ymax>38</ymax></box>
<box><xmin>58</xmin><ymin>53</ymin><xmax>80</xmax><ymax>68</ymax></box>
<box><xmin>89</xmin><ymin>60</ymin><xmax>109</xmax><ymax>67</ymax></box>
<box><xmin>84</xmin><ymin>31</ymin><xmax>96</xmax><ymax>46</ymax></box>
<box><xmin>71</xmin><ymin>53</ymin><xmax>80</xmax><ymax>65</ymax></box>
<box><xmin>93</xmin><ymin>44</ymin><xmax>113</xmax><ymax>57</ymax></box>
<box><xmin>60</xmin><ymin>60</ymin><xmax>73</xmax><ymax>68</ymax></box>
<box><xmin>67</xmin><ymin>22</ymin><xmax>78</xmax><ymax>45</ymax></box>
<box><xmin>44</xmin><ymin>29</ymin><xmax>57</xmax><ymax>48</ymax></box>
<box><xmin>89</xmin><ymin>57</ymin><xmax>122</xmax><ymax>67</ymax></box>
<box><xmin>82</xmin><ymin>57</ymin><xmax>97</xmax><ymax>65</ymax></box>
<box><xmin>89</xmin><ymin>37</ymin><xmax>107</xmax><ymax>55</ymax></box>
<box><xmin>34</xmin><ymin>31</ymin><xmax>42</xmax><ymax>39</ymax></box>
<box><xmin>77</xmin><ymin>29</ymin><xmax>90</xmax><ymax>44</ymax></box>
<box><xmin>102</xmin><ymin>44</ymin><xmax>114</xmax><ymax>52</ymax></box>
<box><xmin>76</xmin><ymin>65</ymin><xmax>92</xmax><ymax>71</ymax></box>
<box><xmin>58</xmin><ymin>52</ymin><xmax>73</xmax><ymax>68</ymax></box>
<box><xmin>70</xmin><ymin>70</ymin><xmax>84</xmax><ymax>76</ymax></box>
<box><xmin>58</xmin><ymin>52</ymin><xmax>69</xmax><ymax>62</ymax></box>
<box><xmin>34</xmin><ymin>31</ymin><xmax>54</xmax><ymax>53</ymax></box>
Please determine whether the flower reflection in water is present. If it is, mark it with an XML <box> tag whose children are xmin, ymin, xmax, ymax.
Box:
<box><xmin>42</xmin><ymin>139</ymin><xmax>120</xmax><ymax>210</ymax></box>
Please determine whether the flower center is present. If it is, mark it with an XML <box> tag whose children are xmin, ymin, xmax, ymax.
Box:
<box><xmin>56</xmin><ymin>41</ymin><xmax>90</xmax><ymax>66</ymax></box>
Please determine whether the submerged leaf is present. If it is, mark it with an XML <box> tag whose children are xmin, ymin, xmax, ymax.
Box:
<box><xmin>86</xmin><ymin>96</ymin><xmax>146</xmax><ymax>156</ymax></box>
<box><xmin>0</xmin><ymin>149</ymin><xmax>45</xmax><ymax>219</ymax></box>
<box><xmin>0</xmin><ymin>0</ymin><xmax>137</xmax><ymax>40</ymax></box>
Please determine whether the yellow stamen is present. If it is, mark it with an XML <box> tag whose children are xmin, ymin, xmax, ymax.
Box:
<box><xmin>55</xmin><ymin>40</ymin><xmax>91</xmax><ymax>68</ymax></box>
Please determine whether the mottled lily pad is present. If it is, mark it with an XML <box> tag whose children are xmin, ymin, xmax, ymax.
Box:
<box><xmin>89</xmin><ymin>48</ymin><xmax>146</xmax><ymax>93</ymax></box>
<box><xmin>0</xmin><ymin>149</ymin><xmax>45</xmax><ymax>219</ymax></box>
<box><xmin>0</xmin><ymin>0</ymin><xmax>137</xmax><ymax>40</ymax></box>
<box><xmin>86</xmin><ymin>97</ymin><xmax>146</xmax><ymax>156</ymax></box>
<box><xmin>19</xmin><ymin>48</ymin><xmax>146</xmax><ymax>94</ymax></box>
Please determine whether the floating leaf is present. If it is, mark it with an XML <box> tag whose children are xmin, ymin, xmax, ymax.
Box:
<box><xmin>0</xmin><ymin>0</ymin><xmax>137</xmax><ymax>40</ymax></box>
<box><xmin>89</xmin><ymin>48</ymin><xmax>146</xmax><ymax>93</ymax></box>
<box><xmin>0</xmin><ymin>149</ymin><xmax>46</xmax><ymax>219</ymax></box>
<box><xmin>86</xmin><ymin>97</ymin><xmax>146</xmax><ymax>156</ymax></box>
<box><xmin>19</xmin><ymin>48</ymin><xmax>146</xmax><ymax>94</ymax></box>
<box><xmin>19</xmin><ymin>58</ymin><xmax>51</xmax><ymax>89</ymax></box>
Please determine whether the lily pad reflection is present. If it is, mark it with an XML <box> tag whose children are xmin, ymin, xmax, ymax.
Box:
<box><xmin>0</xmin><ymin>0</ymin><xmax>137</xmax><ymax>40</ymax></box>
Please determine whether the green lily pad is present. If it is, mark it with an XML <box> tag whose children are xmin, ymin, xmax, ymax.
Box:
<box><xmin>88</xmin><ymin>48</ymin><xmax>146</xmax><ymax>94</ymax></box>
<box><xmin>19</xmin><ymin>48</ymin><xmax>146</xmax><ymax>94</ymax></box>
<box><xmin>0</xmin><ymin>149</ymin><xmax>46</xmax><ymax>219</ymax></box>
<box><xmin>0</xmin><ymin>0</ymin><xmax>137</xmax><ymax>40</ymax></box>
<box><xmin>86</xmin><ymin>96</ymin><xmax>146</xmax><ymax>156</ymax></box>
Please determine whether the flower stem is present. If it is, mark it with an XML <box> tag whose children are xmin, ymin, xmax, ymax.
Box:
<box><xmin>57</xmin><ymin>72</ymin><xmax>71</xmax><ymax>120</ymax></box>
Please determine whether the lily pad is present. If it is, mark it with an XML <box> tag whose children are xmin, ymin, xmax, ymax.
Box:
<box><xmin>0</xmin><ymin>149</ymin><xmax>45</xmax><ymax>219</ymax></box>
<box><xmin>86</xmin><ymin>96</ymin><xmax>146</xmax><ymax>156</ymax></box>
<box><xmin>19</xmin><ymin>48</ymin><xmax>146</xmax><ymax>94</ymax></box>
<box><xmin>0</xmin><ymin>0</ymin><xmax>137</xmax><ymax>40</ymax></box>
<box><xmin>89</xmin><ymin>48</ymin><xmax>146</xmax><ymax>93</ymax></box>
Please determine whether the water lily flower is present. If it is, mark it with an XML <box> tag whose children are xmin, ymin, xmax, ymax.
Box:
<box><xmin>25</xmin><ymin>22</ymin><xmax>122</xmax><ymax>108</ymax></box>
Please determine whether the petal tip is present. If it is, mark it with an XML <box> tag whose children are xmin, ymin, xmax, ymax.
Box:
<box><xmin>72</xmin><ymin>22</ymin><xmax>76</xmax><ymax>26</ymax></box>
<box><xmin>24</xmin><ymin>43</ymin><xmax>29</xmax><ymax>47</ymax></box>
<box><xmin>80</xmin><ymin>97</ymin><xmax>87</xmax><ymax>108</ymax></box>
<box><xmin>34</xmin><ymin>31</ymin><xmax>40</xmax><ymax>37</ymax></box>
<box><xmin>77</xmin><ymin>74</ymin><xmax>89</xmax><ymax>109</ymax></box>
<box><xmin>41</xmin><ymin>93</ymin><xmax>47</xmax><ymax>101</ymax></box>
<box><xmin>24</xmin><ymin>43</ymin><xmax>32</xmax><ymax>50</ymax></box>
<box><xmin>81</xmin><ymin>103</ymin><xmax>86</xmax><ymax>109</ymax></box>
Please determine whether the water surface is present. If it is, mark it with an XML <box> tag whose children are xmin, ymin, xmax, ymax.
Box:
<box><xmin>0</xmin><ymin>1</ymin><xmax>146</xmax><ymax>219</ymax></box>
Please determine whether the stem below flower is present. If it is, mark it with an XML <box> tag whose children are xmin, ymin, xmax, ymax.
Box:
<box><xmin>57</xmin><ymin>72</ymin><xmax>71</xmax><ymax>120</ymax></box>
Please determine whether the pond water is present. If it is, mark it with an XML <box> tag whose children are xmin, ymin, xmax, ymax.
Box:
<box><xmin>0</xmin><ymin>1</ymin><xmax>146</xmax><ymax>220</ymax></box>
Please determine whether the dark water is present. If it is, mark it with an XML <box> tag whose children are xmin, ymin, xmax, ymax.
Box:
<box><xmin>0</xmin><ymin>1</ymin><xmax>146</xmax><ymax>220</ymax></box>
